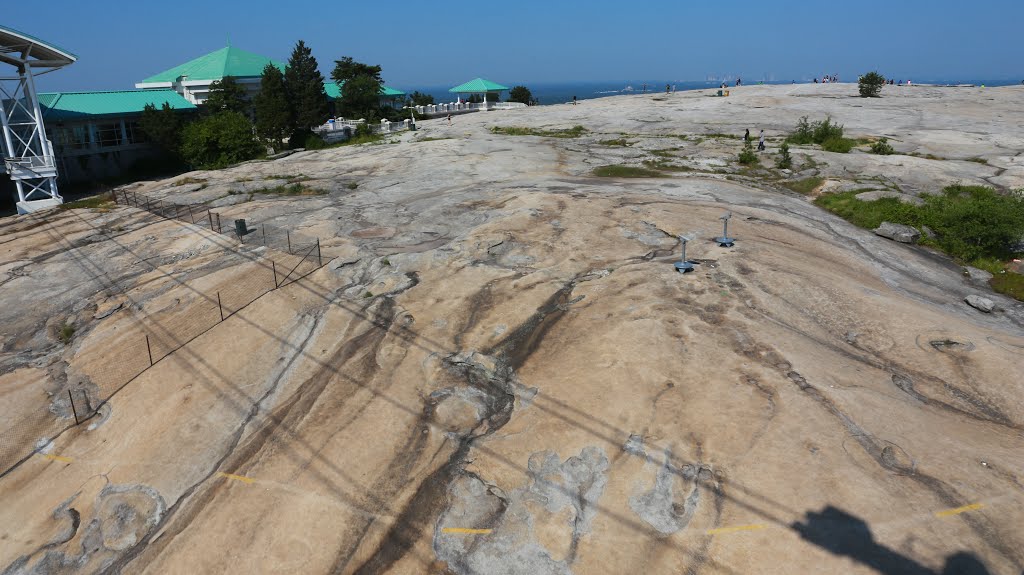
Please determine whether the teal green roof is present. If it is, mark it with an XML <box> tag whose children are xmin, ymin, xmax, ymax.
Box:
<box><xmin>38</xmin><ymin>90</ymin><xmax>195</xmax><ymax>121</ymax></box>
<box><xmin>325</xmin><ymin>82</ymin><xmax>406</xmax><ymax>99</ymax></box>
<box><xmin>449</xmin><ymin>78</ymin><xmax>509</xmax><ymax>93</ymax></box>
<box><xmin>138</xmin><ymin>46</ymin><xmax>284</xmax><ymax>84</ymax></box>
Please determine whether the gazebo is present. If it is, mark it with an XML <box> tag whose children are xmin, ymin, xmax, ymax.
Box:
<box><xmin>449</xmin><ymin>77</ymin><xmax>509</xmax><ymax>104</ymax></box>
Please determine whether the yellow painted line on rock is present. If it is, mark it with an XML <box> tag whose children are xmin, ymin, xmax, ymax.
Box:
<box><xmin>217</xmin><ymin>472</ymin><xmax>255</xmax><ymax>484</ymax></box>
<box><xmin>42</xmin><ymin>454</ymin><xmax>73</xmax><ymax>463</ymax></box>
<box><xmin>706</xmin><ymin>524</ymin><xmax>767</xmax><ymax>535</ymax></box>
<box><xmin>935</xmin><ymin>503</ymin><xmax>983</xmax><ymax>518</ymax></box>
<box><xmin>442</xmin><ymin>528</ymin><xmax>492</xmax><ymax>535</ymax></box>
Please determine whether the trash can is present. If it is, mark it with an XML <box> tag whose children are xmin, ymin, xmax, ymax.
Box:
<box><xmin>717</xmin><ymin>89</ymin><xmax>723</xmax><ymax>97</ymax></box>
<box><xmin>234</xmin><ymin>219</ymin><xmax>248</xmax><ymax>239</ymax></box>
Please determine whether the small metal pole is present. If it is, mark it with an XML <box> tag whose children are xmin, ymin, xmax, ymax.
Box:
<box><xmin>208</xmin><ymin>211</ymin><xmax>214</xmax><ymax>231</ymax></box>
<box><xmin>217</xmin><ymin>292</ymin><xmax>224</xmax><ymax>321</ymax></box>
<box><xmin>68</xmin><ymin>389</ymin><xmax>80</xmax><ymax>425</ymax></box>
<box><xmin>723</xmin><ymin>218</ymin><xmax>729</xmax><ymax>238</ymax></box>
<box><xmin>188</xmin><ymin>204</ymin><xmax>194</xmax><ymax>224</ymax></box>
<box><xmin>146</xmin><ymin>334</ymin><xmax>153</xmax><ymax>366</ymax></box>
<box><xmin>286</xmin><ymin>231</ymin><xmax>291</xmax><ymax>253</ymax></box>
<box><xmin>317</xmin><ymin>238</ymin><xmax>322</xmax><ymax>267</ymax></box>
<box><xmin>262</xmin><ymin>224</ymin><xmax>266</xmax><ymax>246</ymax></box>
<box><xmin>272</xmin><ymin>260</ymin><xmax>278</xmax><ymax>288</ymax></box>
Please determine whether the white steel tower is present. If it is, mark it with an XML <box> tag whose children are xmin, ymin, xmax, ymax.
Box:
<box><xmin>0</xmin><ymin>25</ymin><xmax>76</xmax><ymax>214</ymax></box>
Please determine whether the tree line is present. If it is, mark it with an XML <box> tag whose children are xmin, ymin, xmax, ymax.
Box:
<box><xmin>140</xmin><ymin>40</ymin><xmax>397</xmax><ymax>169</ymax></box>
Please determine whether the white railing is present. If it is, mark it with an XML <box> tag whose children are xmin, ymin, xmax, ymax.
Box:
<box><xmin>410</xmin><ymin>101</ymin><xmax>527</xmax><ymax>116</ymax></box>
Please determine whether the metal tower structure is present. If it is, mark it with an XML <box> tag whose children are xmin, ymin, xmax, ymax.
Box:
<box><xmin>0</xmin><ymin>25</ymin><xmax>76</xmax><ymax>214</ymax></box>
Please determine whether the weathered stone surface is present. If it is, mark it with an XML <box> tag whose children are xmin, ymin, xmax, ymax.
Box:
<box><xmin>873</xmin><ymin>221</ymin><xmax>922</xmax><ymax>243</ymax></box>
<box><xmin>965</xmin><ymin>266</ymin><xmax>994</xmax><ymax>283</ymax></box>
<box><xmin>965</xmin><ymin>294</ymin><xmax>996</xmax><ymax>312</ymax></box>
<box><xmin>2</xmin><ymin>84</ymin><xmax>1024</xmax><ymax>575</ymax></box>
<box><xmin>855</xmin><ymin>190</ymin><xmax>925</xmax><ymax>205</ymax></box>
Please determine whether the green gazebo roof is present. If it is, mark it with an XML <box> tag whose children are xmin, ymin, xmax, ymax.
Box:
<box><xmin>138</xmin><ymin>46</ymin><xmax>285</xmax><ymax>84</ymax></box>
<box><xmin>449</xmin><ymin>78</ymin><xmax>509</xmax><ymax>93</ymax></box>
<box><xmin>37</xmin><ymin>90</ymin><xmax>195</xmax><ymax>121</ymax></box>
<box><xmin>325</xmin><ymin>82</ymin><xmax>406</xmax><ymax>99</ymax></box>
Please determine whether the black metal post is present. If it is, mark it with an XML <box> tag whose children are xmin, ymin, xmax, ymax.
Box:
<box><xmin>262</xmin><ymin>224</ymin><xmax>266</xmax><ymax>246</ymax></box>
<box><xmin>188</xmin><ymin>204</ymin><xmax>195</xmax><ymax>224</ymax></box>
<box><xmin>217</xmin><ymin>292</ymin><xmax>224</xmax><ymax>321</ymax></box>
<box><xmin>146</xmin><ymin>334</ymin><xmax>153</xmax><ymax>366</ymax></box>
<box><xmin>286</xmin><ymin>231</ymin><xmax>291</xmax><ymax>253</ymax></box>
<box><xmin>317</xmin><ymin>238</ymin><xmax>322</xmax><ymax>267</ymax></box>
<box><xmin>208</xmin><ymin>211</ymin><xmax>214</xmax><ymax>231</ymax></box>
<box><xmin>68</xmin><ymin>389</ymin><xmax>80</xmax><ymax>425</ymax></box>
<box><xmin>272</xmin><ymin>260</ymin><xmax>278</xmax><ymax>288</ymax></box>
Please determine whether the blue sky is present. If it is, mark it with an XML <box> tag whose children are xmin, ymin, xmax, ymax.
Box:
<box><xmin>7</xmin><ymin>0</ymin><xmax>1023</xmax><ymax>92</ymax></box>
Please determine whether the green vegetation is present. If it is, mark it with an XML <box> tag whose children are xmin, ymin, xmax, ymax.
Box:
<box><xmin>175</xmin><ymin>177</ymin><xmax>207</xmax><ymax>186</ymax></box>
<box><xmin>254</xmin><ymin>63</ymin><xmax>291</xmax><ymax>149</ymax></box>
<box><xmin>704</xmin><ymin>132</ymin><xmax>737</xmax><ymax>139</ymax></box>
<box><xmin>786</xmin><ymin>116</ymin><xmax>855</xmax><ymax>153</ymax></box>
<box><xmin>139</xmin><ymin>102</ymin><xmax>189</xmax><ymax>164</ymax></box>
<box><xmin>910</xmin><ymin>152</ymin><xmax>945</xmax><ymax>160</ymax></box>
<box><xmin>966</xmin><ymin>157</ymin><xmax>989</xmax><ymax>164</ymax></box>
<box><xmin>58</xmin><ymin>195</ymin><xmax>112</xmax><ymax>210</ymax></box>
<box><xmin>593</xmin><ymin>165</ymin><xmax>667</xmax><ymax>178</ymax></box>
<box><xmin>363</xmin><ymin>291</ymin><xmax>374</xmax><ymax>298</ymax></box>
<box><xmin>346</xmin><ymin>182</ymin><xmax>359</xmax><ymax>190</ymax></box>
<box><xmin>783</xmin><ymin>176</ymin><xmax>824</xmax><ymax>195</ymax></box>
<box><xmin>331</xmin><ymin>55</ymin><xmax>382</xmax><ymax>121</ymax></box>
<box><xmin>598</xmin><ymin>138</ymin><xmax>632</xmax><ymax>147</ymax></box>
<box><xmin>738</xmin><ymin>139</ymin><xmax>758</xmax><ymax>165</ymax></box>
<box><xmin>643</xmin><ymin>159</ymin><xmax>692</xmax><ymax>172</ymax></box>
<box><xmin>250</xmin><ymin>183</ymin><xmax>325</xmax><ymax>196</ymax></box>
<box><xmin>58</xmin><ymin>323</ymin><xmax>75</xmax><ymax>344</ymax></box>
<box><xmin>181</xmin><ymin>111</ymin><xmax>263</xmax><ymax>169</ymax></box>
<box><xmin>650</xmin><ymin>148</ymin><xmax>680</xmax><ymax>157</ymax></box>
<box><xmin>287</xmin><ymin>40</ymin><xmax>330</xmax><ymax>139</ymax></box>
<box><xmin>508</xmin><ymin>85</ymin><xmax>537</xmax><ymax>106</ymax></box>
<box><xmin>406</xmin><ymin>91</ymin><xmax>435</xmax><ymax>106</ymax></box>
<box><xmin>381</xmin><ymin>258</ymin><xmax>391</xmax><ymax>266</ymax></box>
<box><xmin>490</xmin><ymin>125</ymin><xmax>587</xmax><ymax>138</ymax></box>
<box><xmin>858</xmin><ymin>71</ymin><xmax>886</xmax><ymax>98</ymax></box>
<box><xmin>815</xmin><ymin>185</ymin><xmax>1024</xmax><ymax>300</ymax></box>
<box><xmin>417</xmin><ymin>136</ymin><xmax>453</xmax><ymax>142</ymax></box>
<box><xmin>776</xmin><ymin>142</ymin><xmax>793</xmax><ymax>169</ymax></box>
<box><xmin>870</xmin><ymin>138</ymin><xmax>895</xmax><ymax>155</ymax></box>
<box><xmin>205</xmin><ymin>76</ymin><xmax>250</xmax><ymax>116</ymax></box>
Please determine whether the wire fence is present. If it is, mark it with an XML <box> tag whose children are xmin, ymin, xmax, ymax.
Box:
<box><xmin>0</xmin><ymin>191</ymin><xmax>328</xmax><ymax>476</ymax></box>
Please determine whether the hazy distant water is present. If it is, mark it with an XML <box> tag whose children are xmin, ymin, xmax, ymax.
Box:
<box><xmin>404</xmin><ymin>78</ymin><xmax>1021</xmax><ymax>106</ymax></box>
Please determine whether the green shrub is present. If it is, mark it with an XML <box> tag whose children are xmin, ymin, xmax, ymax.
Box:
<box><xmin>814</xmin><ymin>190</ymin><xmax>922</xmax><ymax>229</ymax></box>
<box><xmin>991</xmin><ymin>272</ymin><xmax>1024</xmax><ymax>301</ymax></box>
<box><xmin>821</xmin><ymin>137</ymin><xmax>854</xmax><ymax>153</ymax></box>
<box><xmin>491</xmin><ymin>125</ymin><xmax>587</xmax><ymax>138</ymax></box>
<box><xmin>58</xmin><ymin>323</ymin><xmax>75</xmax><ymax>344</ymax></box>
<box><xmin>859</xmin><ymin>71</ymin><xmax>886</xmax><ymax>98</ymax></box>
<box><xmin>784</xmin><ymin>176</ymin><xmax>824</xmax><ymax>195</ymax></box>
<box><xmin>776</xmin><ymin>142</ymin><xmax>793</xmax><ymax>169</ymax></box>
<box><xmin>738</xmin><ymin>139</ymin><xmax>758</xmax><ymax>165</ymax></box>
<box><xmin>181</xmin><ymin>111</ymin><xmax>262</xmax><ymax>169</ymax></box>
<box><xmin>920</xmin><ymin>185</ymin><xmax>1024</xmax><ymax>261</ymax></box>
<box><xmin>593</xmin><ymin>165</ymin><xmax>666</xmax><ymax>178</ymax></box>
<box><xmin>870</xmin><ymin>138</ymin><xmax>895</xmax><ymax>155</ymax></box>
<box><xmin>813</xmin><ymin>117</ymin><xmax>845</xmax><ymax>143</ymax></box>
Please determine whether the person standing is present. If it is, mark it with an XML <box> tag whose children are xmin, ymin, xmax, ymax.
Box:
<box><xmin>447</xmin><ymin>113</ymin><xmax>452</xmax><ymax>127</ymax></box>
<box><xmin>572</xmin><ymin>95</ymin><xmax>577</xmax><ymax>106</ymax></box>
<box><xmin>758</xmin><ymin>130</ymin><xmax>766</xmax><ymax>151</ymax></box>
<box><xmin>744</xmin><ymin>128</ymin><xmax>750</xmax><ymax>142</ymax></box>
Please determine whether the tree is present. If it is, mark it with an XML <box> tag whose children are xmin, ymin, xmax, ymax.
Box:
<box><xmin>285</xmin><ymin>40</ymin><xmax>329</xmax><ymax>133</ymax></box>
<box><xmin>738</xmin><ymin>139</ymin><xmax>758</xmax><ymax>165</ymax></box>
<box><xmin>254</xmin><ymin>64</ymin><xmax>291</xmax><ymax>149</ymax></box>
<box><xmin>859</xmin><ymin>71</ymin><xmax>886</xmax><ymax>98</ymax></box>
<box><xmin>181</xmin><ymin>112</ymin><xmax>262</xmax><ymax>169</ymax></box>
<box><xmin>508</xmin><ymin>86</ymin><xmax>536</xmax><ymax>105</ymax></box>
<box><xmin>205</xmin><ymin>76</ymin><xmax>250</xmax><ymax>115</ymax></box>
<box><xmin>406</xmin><ymin>91</ymin><xmax>434</xmax><ymax>106</ymax></box>
<box><xmin>776</xmin><ymin>142</ymin><xmax>793</xmax><ymax>169</ymax></box>
<box><xmin>331</xmin><ymin>56</ymin><xmax>383</xmax><ymax>120</ymax></box>
<box><xmin>139</xmin><ymin>102</ymin><xmax>186</xmax><ymax>161</ymax></box>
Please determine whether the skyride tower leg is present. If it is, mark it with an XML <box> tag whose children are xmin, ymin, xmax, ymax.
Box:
<box><xmin>0</xmin><ymin>62</ymin><xmax>63</xmax><ymax>214</ymax></box>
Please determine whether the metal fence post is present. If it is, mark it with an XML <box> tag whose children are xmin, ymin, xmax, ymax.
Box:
<box><xmin>188</xmin><ymin>204</ymin><xmax>194</xmax><ymax>224</ymax></box>
<box><xmin>217</xmin><ymin>292</ymin><xmax>224</xmax><ymax>321</ymax></box>
<box><xmin>262</xmin><ymin>224</ymin><xmax>266</xmax><ymax>246</ymax></box>
<box><xmin>68</xmin><ymin>389</ymin><xmax>80</xmax><ymax>425</ymax></box>
<box><xmin>286</xmin><ymin>231</ymin><xmax>291</xmax><ymax>253</ymax></box>
<box><xmin>208</xmin><ymin>211</ymin><xmax>214</xmax><ymax>231</ymax></box>
<box><xmin>317</xmin><ymin>238</ymin><xmax>322</xmax><ymax>267</ymax></box>
<box><xmin>272</xmin><ymin>260</ymin><xmax>278</xmax><ymax>288</ymax></box>
<box><xmin>146</xmin><ymin>334</ymin><xmax>153</xmax><ymax>366</ymax></box>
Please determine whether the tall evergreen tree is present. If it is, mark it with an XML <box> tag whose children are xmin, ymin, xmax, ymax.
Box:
<box><xmin>205</xmin><ymin>76</ymin><xmax>250</xmax><ymax>116</ymax></box>
<box><xmin>139</xmin><ymin>102</ymin><xmax>186</xmax><ymax>161</ymax></box>
<box><xmin>254</xmin><ymin>64</ymin><xmax>291</xmax><ymax>148</ymax></box>
<box><xmin>284</xmin><ymin>40</ymin><xmax>329</xmax><ymax>133</ymax></box>
<box><xmin>331</xmin><ymin>57</ymin><xmax>383</xmax><ymax>120</ymax></box>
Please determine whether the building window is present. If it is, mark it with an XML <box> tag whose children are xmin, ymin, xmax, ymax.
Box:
<box><xmin>125</xmin><ymin>121</ymin><xmax>148</xmax><ymax>145</ymax></box>
<box><xmin>58</xmin><ymin>125</ymin><xmax>90</xmax><ymax>149</ymax></box>
<box><xmin>96</xmin><ymin>122</ymin><xmax>123</xmax><ymax>148</ymax></box>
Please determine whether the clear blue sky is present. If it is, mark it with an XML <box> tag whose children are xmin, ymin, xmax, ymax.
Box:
<box><xmin>7</xmin><ymin>0</ymin><xmax>1023</xmax><ymax>93</ymax></box>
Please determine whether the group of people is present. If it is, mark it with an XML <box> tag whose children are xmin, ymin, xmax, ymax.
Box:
<box><xmin>744</xmin><ymin>128</ymin><xmax>766</xmax><ymax>151</ymax></box>
<box><xmin>814</xmin><ymin>74</ymin><xmax>840</xmax><ymax>83</ymax></box>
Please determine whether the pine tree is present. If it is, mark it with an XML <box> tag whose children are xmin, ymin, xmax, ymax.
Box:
<box><xmin>205</xmin><ymin>76</ymin><xmax>250</xmax><ymax>116</ymax></box>
<box><xmin>285</xmin><ymin>40</ymin><xmax>329</xmax><ymax>134</ymax></box>
<box><xmin>254</xmin><ymin>64</ymin><xmax>291</xmax><ymax>149</ymax></box>
<box><xmin>139</xmin><ymin>102</ymin><xmax>186</xmax><ymax>161</ymax></box>
<box><xmin>331</xmin><ymin>57</ymin><xmax>384</xmax><ymax>121</ymax></box>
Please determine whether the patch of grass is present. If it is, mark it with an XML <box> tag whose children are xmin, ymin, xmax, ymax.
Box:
<box><xmin>250</xmin><ymin>183</ymin><xmax>325</xmax><ymax>196</ymax></box>
<box><xmin>417</xmin><ymin>136</ymin><xmax>452</xmax><ymax>142</ymax></box>
<box><xmin>285</xmin><ymin>174</ymin><xmax>314</xmax><ymax>183</ymax></box>
<box><xmin>58</xmin><ymin>195</ymin><xmax>113</xmax><ymax>210</ymax></box>
<box><xmin>346</xmin><ymin>182</ymin><xmax>359</xmax><ymax>190</ymax></box>
<box><xmin>814</xmin><ymin>189</ymin><xmax>920</xmax><ymax>228</ymax></box>
<box><xmin>491</xmin><ymin>125</ymin><xmax>588</xmax><ymax>138</ymax></box>
<box><xmin>650</xmin><ymin>148</ymin><xmax>680</xmax><ymax>157</ymax></box>
<box><xmin>909</xmin><ymin>152</ymin><xmax>945</xmax><ymax>161</ymax></box>
<box><xmin>965</xmin><ymin>157</ymin><xmax>989</xmax><ymax>164</ymax></box>
<box><xmin>58</xmin><ymin>323</ymin><xmax>75</xmax><ymax>344</ymax></box>
<box><xmin>870</xmin><ymin>138</ymin><xmax>895</xmax><ymax>155</ymax></box>
<box><xmin>381</xmin><ymin>258</ymin><xmax>391</xmax><ymax>266</ymax></box>
<box><xmin>970</xmin><ymin>257</ymin><xmax>1007</xmax><ymax>275</ymax></box>
<box><xmin>643</xmin><ymin>159</ymin><xmax>692</xmax><ymax>172</ymax></box>
<box><xmin>175</xmin><ymin>177</ymin><xmax>207</xmax><ymax>186</ymax></box>
<box><xmin>991</xmin><ymin>271</ymin><xmax>1024</xmax><ymax>301</ymax></box>
<box><xmin>704</xmin><ymin>132</ymin><xmax>737</xmax><ymax>139</ymax></box>
<box><xmin>593</xmin><ymin>165</ymin><xmax>667</xmax><ymax>178</ymax></box>
<box><xmin>821</xmin><ymin>137</ymin><xmax>855</xmax><ymax>153</ymax></box>
<box><xmin>363</xmin><ymin>291</ymin><xmax>374</xmax><ymax>298</ymax></box>
<box><xmin>784</xmin><ymin>176</ymin><xmax>825</xmax><ymax>195</ymax></box>
<box><xmin>598</xmin><ymin>138</ymin><xmax>632</xmax><ymax>147</ymax></box>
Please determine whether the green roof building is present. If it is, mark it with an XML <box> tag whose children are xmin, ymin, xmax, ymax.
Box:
<box><xmin>324</xmin><ymin>81</ymin><xmax>406</xmax><ymax>111</ymax></box>
<box><xmin>135</xmin><ymin>45</ymin><xmax>285</xmax><ymax>106</ymax></box>
<box><xmin>449</xmin><ymin>78</ymin><xmax>510</xmax><ymax>102</ymax></box>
